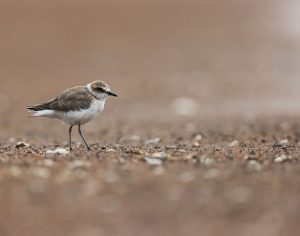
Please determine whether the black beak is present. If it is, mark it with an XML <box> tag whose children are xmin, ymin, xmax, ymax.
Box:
<box><xmin>106</xmin><ymin>91</ymin><xmax>118</xmax><ymax>97</ymax></box>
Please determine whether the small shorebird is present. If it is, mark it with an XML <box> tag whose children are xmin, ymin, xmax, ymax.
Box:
<box><xmin>27</xmin><ymin>81</ymin><xmax>118</xmax><ymax>151</ymax></box>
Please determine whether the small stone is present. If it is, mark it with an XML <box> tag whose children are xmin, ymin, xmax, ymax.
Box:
<box><xmin>118</xmin><ymin>157</ymin><xmax>126</xmax><ymax>164</ymax></box>
<box><xmin>274</xmin><ymin>154</ymin><xmax>290</xmax><ymax>163</ymax></box>
<box><xmin>106</xmin><ymin>149</ymin><xmax>116</xmax><ymax>152</ymax></box>
<box><xmin>15</xmin><ymin>142</ymin><xmax>30</xmax><ymax>148</ymax></box>
<box><xmin>165</xmin><ymin>145</ymin><xmax>176</xmax><ymax>149</ymax></box>
<box><xmin>192</xmin><ymin>141</ymin><xmax>200</xmax><ymax>147</ymax></box>
<box><xmin>199</xmin><ymin>156</ymin><xmax>215</xmax><ymax>166</ymax></box>
<box><xmin>279</xmin><ymin>139</ymin><xmax>289</xmax><ymax>145</ymax></box>
<box><xmin>145</xmin><ymin>138</ymin><xmax>161</xmax><ymax>145</ymax></box>
<box><xmin>150</xmin><ymin>152</ymin><xmax>168</xmax><ymax>160</ymax></box>
<box><xmin>229</xmin><ymin>140</ymin><xmax>239</xmax><ymax>147</ymax></box>
<box><xmin>144</xmin><ymin>158</ymin><xmax>162</xmax><ymax>165</ymax></box>
<box><xmin>247</xmin><ymin>160</ymin><xmax>263</xmax><ymax>172</ymax></box>
<box><xmin>194</xmin><ymin>134</ymin><xmax>203</xmax><ymax>141</ymax></box>
<box><xmin>46</xmin><ymin>148</ymin><xmax>69</xmax><ymax>156</ymax></box>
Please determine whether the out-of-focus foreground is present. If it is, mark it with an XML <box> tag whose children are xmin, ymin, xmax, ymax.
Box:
<box><xmin>1</xmin><ymin>1</ymin><xmax>300</xmax><ymax>236</ymax></box>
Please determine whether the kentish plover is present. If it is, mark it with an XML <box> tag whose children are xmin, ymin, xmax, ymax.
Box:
<box><xmin>27</xmin><ymin>81</ymin><xmax>118</xmax><ymax>151</ymax></box>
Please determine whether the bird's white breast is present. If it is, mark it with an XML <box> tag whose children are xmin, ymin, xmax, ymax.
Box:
<box><xmin>60</xmin><ymin>99</ymin><xmax>105</xmax><ymax>125</ymax></box>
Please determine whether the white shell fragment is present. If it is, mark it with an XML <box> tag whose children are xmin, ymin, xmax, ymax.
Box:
<box><xmin>46</xmin><ymin>148</ymin><xmax>69</xmax><ymax>156</ymax></box>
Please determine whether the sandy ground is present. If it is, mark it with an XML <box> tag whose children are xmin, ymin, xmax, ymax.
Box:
<box><xmin>1</xmin><ymin>115</ymin><xmax>300</xmax><ymax>236</ymax></box>
<box><xmin>1</xmin><ymin>1</ymin><xmax>300</xmax><ymax>236</ymax></box>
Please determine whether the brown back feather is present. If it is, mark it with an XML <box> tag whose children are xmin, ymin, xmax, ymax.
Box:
<box><xmin>27</xmin><ymin>86</ymin><xmax>94</xmax><ymax>112</ymax></box>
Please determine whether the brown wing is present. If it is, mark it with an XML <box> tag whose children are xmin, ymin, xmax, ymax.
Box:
<box><xmin>27</xmin><ymin>86</ymin><xmax>94</xmax><ymax>112</ymax></box>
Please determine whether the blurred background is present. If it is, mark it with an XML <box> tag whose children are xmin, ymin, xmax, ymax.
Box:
<box><xmin>2</xmin><ymin>1</ymin><xmax>300</xmax><ymax>236</ymax></box>
<box><xmin>0</xmin><ymin>0</ymin><xmax>300</xmax><ymax>138</ymax></box>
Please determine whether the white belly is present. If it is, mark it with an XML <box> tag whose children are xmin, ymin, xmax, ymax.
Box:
<box><xmin>61</xmin><ymin>99</ymin><xmax>105</xmax><ymax>125</ymax></box>
<box><xmin>33</xmin><ymin>99</ymin><xmax>106</xmax><ymax>125</ymax></box>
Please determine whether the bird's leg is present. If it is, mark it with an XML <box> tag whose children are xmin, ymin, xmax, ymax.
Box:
<box><xmin>68</xmin><ymin>125</ymin><xmax>73</xmax><ymax>150</ymax></box>
<box><xmin>78</xmin><ymin>124</ymin><xmax>92</xmax><ymax>151</ymax></box>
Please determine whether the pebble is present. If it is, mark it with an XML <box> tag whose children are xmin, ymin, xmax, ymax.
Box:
<box><xmin>274</xmin><ymin>154</ymin><xmax>290</xmax><ymax>163</ymax></box>
<box><xmin>279</xmin><ymin>139</ymin><xmax>289</xmax><ymax>145</ymax></box>
<box><xmin>199</xmin><ymin>156</ymin><xmax>215</xmax><ymax>166</ymax></box>
<box><xmin>106</xmin><ymin>149</ymin><xmax>116</xmax><ymax>152</ymax></box>
<box><xmin>229</xmin><ymin>140</ymin><xmax>239</xmax><ymax>147</ymax></box>
<box><xmin>15</xmin><ymin>142</ymin><xmax>30</xmax><ymax>149</ymax></box>
<box><xmin>145</xmin><ymin>138</ymin><xmax>161</xmax><ymax>145</ymax></box>
<box><xmin>144</xmin><ymin>158</ymin><xmax>163</xmax><ymax>165</ymax></box>
<box><xmin>118</xmin><ymin>157</ymin><xmax>126</xmax><ymax>164</ymax></box>
<box><xmin>247</xmin><ymin>160</ymin><xmax>263</xmax><ymax>172</ymax></box>
<box><xmin>194</xmin><ymin>134</ymin><xmax>203</xmax><ymax>141</ymax></box>
<box><xmin>192</xmin><ymin>141</ymin><xmax>200</xmax><ymax>147</ymax></box>
<box><xmin>46</xmin><ymin>148</ymin><xmax>69</xmax><ymax>156</ymax></box>
<box><xmin>150</xmin><ymin>152</ymin><xmax>169</xmax><ymax>160</ymax></box>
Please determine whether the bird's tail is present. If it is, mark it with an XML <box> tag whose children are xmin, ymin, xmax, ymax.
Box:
<box><xmin>27</xmin><ymin>103</ymin><xmax>55</xmax><ymax>118</ymax></box>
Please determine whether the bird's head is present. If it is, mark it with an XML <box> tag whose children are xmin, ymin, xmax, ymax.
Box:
<box><xmin>87</xmin><ymin>80</ymin><xmax>118</xmax><ymax>100</ymax></box>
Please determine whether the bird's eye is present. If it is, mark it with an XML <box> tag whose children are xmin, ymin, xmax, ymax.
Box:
<box><xmin>96</xmin><ymin>87</ymin><xmax>105</xmax><ymax>92</ymax></box>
